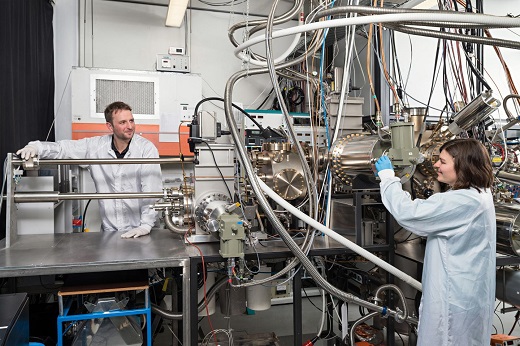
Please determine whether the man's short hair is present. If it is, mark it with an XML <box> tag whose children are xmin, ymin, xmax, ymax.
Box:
<box><xmin>104</xmin><ymin>101</ymin><xmax>132</xmax><ymax>124</ymax></box>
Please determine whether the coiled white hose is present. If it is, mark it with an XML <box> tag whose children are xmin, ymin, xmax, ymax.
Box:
<box><xmin>235</xmin><ymin>12</ymin><xmax>520</xmax><ymax>56</ymax></box>
<box><xmin>258</xmin><ymin>179</ymin><xmax>423</xmax><ymax>291</ymax></box>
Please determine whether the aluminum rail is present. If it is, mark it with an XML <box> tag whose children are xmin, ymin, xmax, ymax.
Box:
<box><xmin>11</xmin><ymin>157</ymin><xmax>194</xmax><ymax>166</ymax></box>
<box><xmin>12</xmin><ymin>192</ymin><xmax>165</xmax><ymax>203</ymax></box>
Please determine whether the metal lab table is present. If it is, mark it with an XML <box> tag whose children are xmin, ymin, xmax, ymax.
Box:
<box><xmin>0</xmin><ymin>228</ymin><xmax>191</xmax><ymax>345</ymax></box>
<box><xmin>0</xmin><ymin>229</ymin><xmax>189</xmax><ymax>278</ymax></box>
<box><xmin>0</xmin><ymin>229</ymin><xmax>395</xmax><ymax>345</ymax></box>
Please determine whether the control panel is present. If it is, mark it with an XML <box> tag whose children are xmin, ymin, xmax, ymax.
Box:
<box><xmin>156</xmin><ymin>54</ymin><xmax>190</xmax><ymax>73</ymax></box>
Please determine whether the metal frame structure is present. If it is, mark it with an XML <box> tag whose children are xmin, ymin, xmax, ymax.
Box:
<box><xmin>2</xmin><ymin>153</ymin><xmax>193</xmax><ymax>248</ymax></box>
<box><xmin>57</xmin><ymin>283</ymin><xmax>152</xmax><ymax>346</ymax></box>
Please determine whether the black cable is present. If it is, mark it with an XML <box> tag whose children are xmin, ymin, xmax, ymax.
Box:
<box><xmin>395</xmin><ymin>232</ymin><xmax>421</xmax><ymax>244</ymax></box>
<box><xmin>256</xmin><ymin>239</ymin><xmax>268</xmax><ymax>247</ymax></box>
<box><xmin>508</xmin><ymin>311</ymin><xmax>520</xmax><ymax>335</ymax></box>
<box><xmin>193</xmin><ymin>97</ymin><xmax>264</xmax><ymax>131</ymax></box>
<box><xmin>495</xmin><ymin>310</ymin><xmax>505</xmax><ymax>334</ymax></box>
<box><xmin>286</xmin><ymin>86</ymin><xmax>305</xmax><ymax>106</ymax></box>
<box><xmin>256</xmin><ymin>88</ymin><xmax>275</xmax><ymax>110</ymax></box>
<box><xmin>390</xmin><ymin>31</ymin><xmax>406</xmax><ymax>104</ymax></box>
<box><xmin>463</xmin><ymin>49</ymin><xmax>491</xmax><ymax>91</ymax></box>
<box><xmin>81</xmin><ymin>199</ymin><xmax>92</xmax><ymax>233</ymax></box>
<box><xmin>302</xmin><ymin>286</ymin><xmax>324</xmax><ymax>313</ymax></box>
<box><xmin>401</xmin><ymin>90</ymin><xmax>453</xmax><ymax>115</ymax></box>
<box><xmin>396</xmin><ymin>331</ymin><xmax>405</xmax><ymax>345</ymax></box>
<box><xmin>198</xmin><ymin>139</ymin><xmax>233</xmax><ymax>200</ymax></box>
<box><xmin>394</xmin><ymin>227</ymin><xmax>404</xmax><ymax>235</ymax></box>
<box><xmin>416</xmin><ymin>38</ymin><xmax>442</xmax><ymax>148</ymax></box>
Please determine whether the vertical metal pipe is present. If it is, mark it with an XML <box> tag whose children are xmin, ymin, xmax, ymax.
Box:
<box><xmin>189</xmin><ymin>258</ymin><xmax>198</xmax><ymax>346</ymax></box>
<box><xmin>5</xmin><ymin>154</ymin><xmax>17</xmax><ymax>248</ymax></box>
<box><xmin>476</xmin><ymin>0</ymin><xmax>484</xmax><ymax>93</ymax></box>
<box><xmin>293</xmin><ymin>269</ymin><xmax>303</xmax><ymax>344</ymax></box>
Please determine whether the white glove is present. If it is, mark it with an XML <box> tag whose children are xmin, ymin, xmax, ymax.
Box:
<box><xmin>121</xmin><ymin>226</ymin><xmax>151</xmax><ymax>239</ymax></box>
<box><xmin>16</xmin><ymin>145</ymin><xmax>38</xmax><ymax>160</ymax></box>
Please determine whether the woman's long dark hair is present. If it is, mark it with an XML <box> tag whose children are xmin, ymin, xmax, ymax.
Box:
<box><xmin>439</xmin><ymin>138</ymin><xmax>493</xmax><ymax>192</ymax></box>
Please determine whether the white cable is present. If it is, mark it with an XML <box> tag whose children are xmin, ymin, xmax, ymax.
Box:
<box><xmin>238</xmin><ymin>11</ymin><xmax>304</xmax><ymax>67</ymax></box>
<box><xmin>235</xmin><ymin>12</ymin><xmax>520</xmax><ymax>56</ymax></box>
<box><xmin>325</xmin><ymin>0</ymin><xmax>358</xmax><ymax>228</ymax></box>
<box><xmin>257</xmin><ymin>178</ymin><xmax>423</xmax><ymax>291</ymax></box>
<box><xmin>311</xmin><ymin>287</ymin><xmax>325</xmax><ymax>338</ymax></box>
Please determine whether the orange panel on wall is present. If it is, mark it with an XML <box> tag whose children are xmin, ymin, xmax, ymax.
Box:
<box><xmin>71</xmin><ymin>123</ymin><xmax>193</xmax><ymax>157</ymax></box>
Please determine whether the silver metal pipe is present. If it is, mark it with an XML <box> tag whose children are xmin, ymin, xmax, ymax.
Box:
<box><xmin>495</xmin><ymin>203</ymin><xmax>520</xmax><ymax>257</ymax></box>
<box><xmin>224</xmin><ymin>18</ymin><xmax>418</xmax><ymax>326</ymax></box>
<box><xmin>350</xmin><ymin>312</ymin><xmax>378</xmax><ymax>346</ymax></box>
<box><xmin>151</xmin><ymin>276</ymin><xmax>228</xmax><ymax>320</ymax></box>
<box><xmin>11</xmin><ymin>157</ymin><xmax>194</xmax><ymax>166</ymax></box>
<box><xmin>375</xmin><ymin>284</ymin><xmax>408</xmax><ymax>323</ymax></box>
<box><xmin>447</xmin><ymin>90</ymin><xmax>500</xmax><ymax>135</ymax></box>
<box><xmin>385</xmin><ymin>23</ymin><xmax>520</xmax><ymax>51</ymax></box>
<box><xmin>164</xmin><ymin>208</ymin><xmax>189</xmax><ymax>235</ymax></box>
<box><xmin>14</xmin><ymin>192</ymin><xmax>164</xmax><ymax>203</ymax></box>
<box><xmin>497</xmin><ymin>171</ymin><xmax>520</xmax><ymax>184</ymax></box>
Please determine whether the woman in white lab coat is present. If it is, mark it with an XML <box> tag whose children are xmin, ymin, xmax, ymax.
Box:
<box><xmin>375</xmin><ymin>138</ymin><xmax>496</xmax><ymax>346</ymax></box>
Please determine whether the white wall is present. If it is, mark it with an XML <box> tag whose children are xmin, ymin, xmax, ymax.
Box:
<box><xmin>393</xmin><ymin>1</ymin><xmax>520</xmax><ymax>120</ymax></box>
<box><xmin>54</xmin><ymin>0</ymin><xmax>297</xmax><ymax>140</ymax></box>
<box><xmin>54</xmin><ymin>0</ymin><xmax>78</xmax><ymax>141</ymax></box>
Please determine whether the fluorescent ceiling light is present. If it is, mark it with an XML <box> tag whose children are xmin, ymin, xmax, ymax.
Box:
<box><xmin>413</xmin><ymin>0</ymin><xmax>438</xmax><ymax>9</ymax></box>
<box><xmin>166</xmin><ymin>0</ymin><xmax>189</xmax><ymax>27</ymax></box>
<box><xmin>400</xmin><ymin>0</ymin><xmax>437</xmax><ymax>9</ymax></box>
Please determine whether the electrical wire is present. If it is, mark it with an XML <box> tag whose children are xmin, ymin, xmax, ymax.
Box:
<box><xmin>0</xmin><ymin>157</ymin><xmax>8</xmax><ymax>213</ymax></box>
<box><xmin>508</xmin><ymin>311</ymin><xmax>520</xmax><ymax>335</ymax></box>
<box><xmin>165</xmin><ymin>323</ymin><xmax>183</xmax><ymax>345</ymax></box>
<box><xmin>192</xmin><ymin>138</ymin><xmax>233</xmax><ymax>199</ymax></box>
<box><xmin>46</xmin><ymin>69</ymin><xmax>72</xmax><ymax>141</ymax></box>
<box><xmin>495</xmin><ymin>300</ymin><xmax>505</xmax><ymax>334</ymax></box>
<box><xmin>223</xmin><ymin>0</ymin><xmax>421</xmax><ymax>323</ymax></box>
<box><xmin>81</xmin><ymin>199</ymin><xmax>92</xmax><ymax>233</ymax></box>
<box><xmin>193</xmin><ymin>97</ymin><xmax>264</xmax><ymax>131</ymax></box>
<box><xmin>184</xmin><ymin>231</ymin><xmax>218</xmax><ymax>345</ymax></box>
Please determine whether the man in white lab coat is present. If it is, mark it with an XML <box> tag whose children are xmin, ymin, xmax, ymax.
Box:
<box><xmin>17</xmin><ymin>101</ymin><xmax>163</xmax><ymax>238</ymax></box>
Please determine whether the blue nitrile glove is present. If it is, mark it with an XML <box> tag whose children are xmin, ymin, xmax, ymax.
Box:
<box><xmin>375</xmin><ymin>155</ymin><xmax>394</xmax><ymax>174</ymax></box>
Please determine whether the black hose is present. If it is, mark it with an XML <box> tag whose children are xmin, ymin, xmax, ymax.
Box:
<box><xmin>151</xmin><ymin>276</ymin><xmax>228</xmax><ymax>320</ymax></box>
<box><xmin>81</xmin><ymin>199</ymin><xmax>92</xmax><ymax>233</ymax></box>
<box><xmin>193</xmin><ymin>97</ymin><xmax>264</xmax><ymax>131</ymax></box>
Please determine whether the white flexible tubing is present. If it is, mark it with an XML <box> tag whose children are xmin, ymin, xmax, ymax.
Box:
<box><xmin>234</xmin><ymin>12</ymin><xmax>520</xmax><ymax>56</ymax></box>
<box><xmin>238</xmin><ymin>12</ymin><xmax>304</xmax><ymax>67</ymax></box>
<box><xmin>257</xmin><ymin>178</ymin><xmax>423</xmax><ymax>292</ymax></box>
<box><xmin>317</xmin><ymin>288</ymin><xmax>326</xmax><ymax>337</ymax></box>
<box><xmin>325</xmin><ymin>6</ymin><xmax>358</xmax><ymax>228</ymax></box>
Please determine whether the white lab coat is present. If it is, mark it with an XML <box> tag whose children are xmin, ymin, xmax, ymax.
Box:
<box><xmin>29</xmin><ymin>135</ymin><xmax>162</xmax><ymax>232</ymax></box>
<box><xmin>378</xmin><ymin>169</ymin><xmax>496</xmax><ymax>346</ymax></box>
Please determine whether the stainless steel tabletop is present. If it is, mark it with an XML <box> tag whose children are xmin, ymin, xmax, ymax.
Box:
<box><xmin>0</xmin><ymin>228</ymin><xmax>189</xmax><ymax>278</ymax></box>
<box><xmin>0</xmin><ymin>229</ymin><xmax>393</xmax><ymax>278</ymax></box>
<box><xmin>185</xmin><ymin>234</ymin><xmax>390</xmax><ymax>259</ymax></box>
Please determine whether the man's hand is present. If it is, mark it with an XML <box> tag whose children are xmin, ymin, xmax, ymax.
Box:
<box><xmin>121</xmin><ymin>226</ymin><xmax>150</xmax><ymax>239</ymax></box>
<box><xmin>16</xmin><ymin>145</ymin><xmax>38</xmax><ymax>160</ymax></box>
<box><xmin>375</xmin><ymin>155</ymin><xmax>394</xmax><ymax>173</ymax></box>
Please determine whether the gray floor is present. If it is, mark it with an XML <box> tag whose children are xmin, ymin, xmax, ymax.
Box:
<box><xmin>152</xmin><ymin>294</ymin><xmax>372</xmax><ymax>346</ymax></box>
<box><xmin>152</xmin><ymin>294</ymin><xmax>341</xmax><ymax>345</ymax></box>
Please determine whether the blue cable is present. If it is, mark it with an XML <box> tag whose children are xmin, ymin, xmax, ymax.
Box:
<box><xmin>319</xmin><ymin>0</ymin><xmax>337</xmax><ymax>228</ymax></box>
